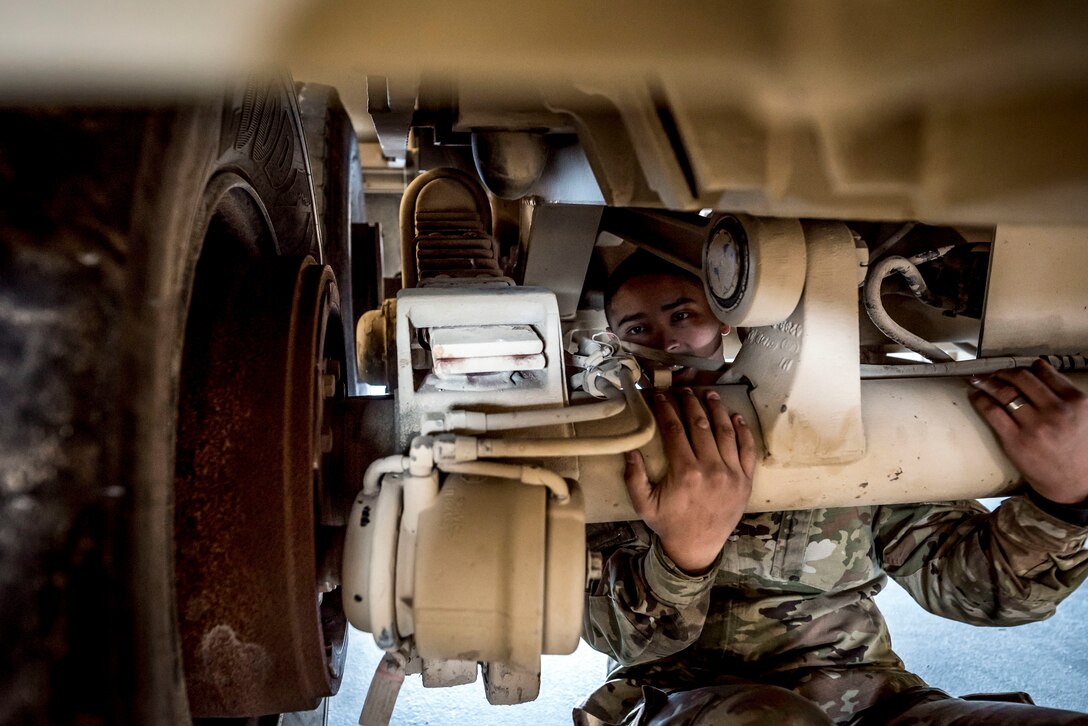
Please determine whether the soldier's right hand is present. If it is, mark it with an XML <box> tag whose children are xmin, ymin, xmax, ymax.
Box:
<box><xmin>624</xmin><ymin>389</ymin><xmax>755</xmax><ymax>575</ymax></box>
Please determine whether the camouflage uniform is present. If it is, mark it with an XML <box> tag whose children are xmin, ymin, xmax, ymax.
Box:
<box><xmin>577</xmin><ymin>494</ymin><xmax>1088</xmax><ymax>725</ymax></box>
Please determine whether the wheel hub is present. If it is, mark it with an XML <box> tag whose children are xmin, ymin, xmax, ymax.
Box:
<box><xmin>175</xmin><ymin>254</ymin><xmax>347</xmax><ymax>717</ymax></box>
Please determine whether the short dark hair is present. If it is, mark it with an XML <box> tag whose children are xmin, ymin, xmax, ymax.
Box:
<box><xmin>604</xmin><ymin>250</ymin><xmax>702</xmax><ymax>321</ymax></box>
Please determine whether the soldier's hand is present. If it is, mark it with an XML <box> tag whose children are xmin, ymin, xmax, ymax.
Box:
<box><xmin>625</xmin><ymin>389</ymin><xmax>755</xmax><ymax>574</ymax></box>
<box><xmin>969</xmin><ymin>358</ymin><xmax>1088</xmax><ymax>505</ymax></box>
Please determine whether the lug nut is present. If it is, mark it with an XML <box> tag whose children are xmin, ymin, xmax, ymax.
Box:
<box><xmin>320</xmin><ymin>373</ymin><xmax>338</xmax><ymax>398</ymax></box>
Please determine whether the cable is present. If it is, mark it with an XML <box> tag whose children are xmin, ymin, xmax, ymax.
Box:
<box><xmin>863</xmin><ymin>255</ymin><xmax>954</xmax><ymax>363</ymax></box>
<box><xmin>861</xmin><ymin>354</ymin><xmax>1088</xmax><ymax>379</ymax></box>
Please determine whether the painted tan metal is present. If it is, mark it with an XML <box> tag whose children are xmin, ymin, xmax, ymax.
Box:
<box><xmin>342</xmin><ymin>464</ymin><xmax>584</xmax><ymax>703</ymax></box>
<box><xmin>412</xmin><ymin>475</ymin><xmax>546</xmax><ymax>671</ymax></box>
<box><xmin>341</xmin><ymin>488</ymin><xmax>380</xmax><ymax>637</ymax></box>
<box><xmin>393</xmin><ymin>469</ymin><xmax>439</xmax><ymax>638</ymax></box>
<box><xmin>521</xmin><ymin>204</ymin><xmax>605</xmax><ymax>319</ymax></box>
<box><xmin>482</xmin><ymin>661</ymin><xmax>541</xmax><ymax>706</ymax></box>
<box><xmin>299</xmin><ymin>5</ymin><xmax>1088</xmax><ymax>222</ymax></box>
<box><xmin>421</xmin><ymin>658</ymin><xmax>477</xmax><ymax>688</ymax></box>
<box><xmin>593</xmin><ymin>80</ymin><xmax>698</xmax><ymax>210</ymax></box>
<box><xmin>541</xmin><ymin>85</ymin><xmax>654</xmax><ymax>208</ymax></box>
<box><xmin>578</xmin><ymin>372</ymin><xmax>1088</xmax><ymax>524</ymax></box>
<box><xmin>367</xmin><ymin>74</ymin><xmax>420</xmax><ymax>162</ymax></box>
<box><xmin>7</xmin><ymin>4</ymin><xmax>1088</xmax><ymax>221</ymax></box>
<box><xmin>703</xmin><ymin>215</ymin><xmax>808</xmax><ymax>327</ymax></box>
<box><xmin>289</xmin><ymin>3</ymin><xmax>1088</xmax><ymax>110</ymax></box>
<box><xmin>980</xmin><ymin>225</ymin><xmax>1088</xmax><ymax>356</ymax></box>
<box><xmin>393</xmin><ymin>287</ymin><xmax>568</xmax><ymax>449</ymax></box>
<box><xmin>542</xmin><ymin>486</ymin><xmax>586</xmax><ymax>655</ymax></box>
<box><xmin>380</xmin><ymin>70</ymin><xmax>1088</xmax><ymax>221</ymax></box>
<box><xmin>730</xmin><ymin>221</ymin><xmax>866</xmax><ymax>465</ymax></box>
<box><xmin>429</xmin><ymin>325</ymin><xmax>543</xmax><ymax>358</ymax></box>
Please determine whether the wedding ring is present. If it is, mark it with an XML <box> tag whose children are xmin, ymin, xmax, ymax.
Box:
<box><xmin>1004</xmin><ymin>396</ymin><xmax>1028</xmax><ymax>414</ymax></box>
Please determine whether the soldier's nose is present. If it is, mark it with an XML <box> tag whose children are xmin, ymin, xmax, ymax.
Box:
<box><xmin>645</xmin><ymin>332</ymin><xmax>666</xmax><ymax>352</ymax></box>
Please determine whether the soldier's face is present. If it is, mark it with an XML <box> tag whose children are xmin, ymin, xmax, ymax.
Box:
<box><xmin>607</xmin><ymin>274</ymin><xmax>728</xmax><ymax>384</ymax></box>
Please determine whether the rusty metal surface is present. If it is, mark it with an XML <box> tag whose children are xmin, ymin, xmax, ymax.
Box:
<box><xmin>356</xmin><ymin>298</ymin><xmax>397</xmax><ymax>389</ymax></box>
<box><xmin>331</xmin><ymin>397</ymin><xmax>397</xmax><ymax>519</ymax></box>
<box><xmin>175</xmin><ymin>255</ymin><xmax>347</xmax><ymax>716</ymax></box>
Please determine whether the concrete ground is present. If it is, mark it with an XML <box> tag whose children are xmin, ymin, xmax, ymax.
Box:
<box><xmin>331</xmin><ymin>505</ymin><xmax>1088</xmax><ymax>724</ymax></box>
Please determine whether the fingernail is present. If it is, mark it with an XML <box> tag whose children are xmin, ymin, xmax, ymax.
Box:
<box><xmin>681</xmin><ymin>387</ymin><xmax>693</xmax><ymax>395</ymax></box>
<box><xmin>968</xmin><ymin>376</ymin><xmax>982</xmax><ymax>386</ymax></box>
<box><xmin>735</xmin><ymin>415</ymin><xmax>746</xmax><ymax>426</ymax></box>
<box><xmin>706</xmin><ymin>391</ymin><xmax>720</xmax><ymax>401</ymax></box>
<box><xmin>654</xmin><ymin>393</ymin><xmax>667</xmax><ymax>401</ymax></box>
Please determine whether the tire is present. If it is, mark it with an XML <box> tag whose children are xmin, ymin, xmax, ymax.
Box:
<box><xmin>0</xmin><ymin>74</ymin><xmax>340</xmax><ymax>725</ymax></box>
<box><xmin>298</xmin><ymin>83</ymin><xmax>367</xmax><ymax>396</ymax></box>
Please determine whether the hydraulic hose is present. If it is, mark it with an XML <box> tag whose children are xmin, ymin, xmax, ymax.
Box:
<box><xmin>474</xmin><ymin>368</ymin><xmax>655</xmax><ymax>458</ymax></box>
<box><xmin>861</xmin><ymin>354</ymin><xmax>1088</xmax><ymax>379</ymax></box>
<box><xmin>863</xmin><ymin>255</ymin><xmax>954</xmax><ymax>363</ymax></box>
<box><xmin>421</xmin><ymin>390</ymin><xmax>626</xmax><ymax>434</ymax></box>
<box><xmin>438</xmin><ymin>461</ymin><xmax>571</xmax><ymax>502</ymax></box>
<box><xmin>362</xmin><ymin>455</ymin><xmax>411</xmax><ymax>496</ymax></box>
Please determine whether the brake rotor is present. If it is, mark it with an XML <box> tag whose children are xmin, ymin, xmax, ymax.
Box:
<box><xmin>175</xmin><ymin>255</ymin><xmax>347</xmax><ymax>717</ymax></box>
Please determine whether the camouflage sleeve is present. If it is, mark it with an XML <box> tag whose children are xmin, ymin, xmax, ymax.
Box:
<box><xmin>875</xmin><ymin>494</ymin><xmax>1088</xmax><ymax>625</ymax></box>
<box><xmin>583</xmin><ymin>524</ymin><xmax>718</xmax><ymax>666</ymax></box>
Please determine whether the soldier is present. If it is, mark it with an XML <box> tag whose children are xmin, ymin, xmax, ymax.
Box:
<box><xmin>577</xmin><ymin>252</ymin><xmax>1088</xmax><ymax>725</ymax></box>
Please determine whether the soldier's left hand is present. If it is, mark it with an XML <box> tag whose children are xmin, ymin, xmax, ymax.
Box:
<box><xmin>969</xmin><ymin>358</ymin><xmax>1088</xmax><ymax>505</ymax></box>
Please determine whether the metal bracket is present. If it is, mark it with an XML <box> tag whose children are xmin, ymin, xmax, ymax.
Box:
<box><xmin>521</xmin><ymin>203</ymin><xmax>604</xmax><ymax>318</ymax></box>
<box><xmin>980</xmin><ymin>224</ymin><xmax>1088</xmax><ymax>356</ymax></box>
<box><xmin>731</xmin><ymin>221</ymin><xmax>866</xmax><ymax>465</ymax></box>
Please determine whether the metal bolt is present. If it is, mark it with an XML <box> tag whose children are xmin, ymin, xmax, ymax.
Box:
<box><xmin>320</xmin><ymin>373</ymin><xmax>338</xmax><ymax>399</ymax></box>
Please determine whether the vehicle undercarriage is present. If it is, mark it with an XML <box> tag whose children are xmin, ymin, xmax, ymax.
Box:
<box><xmin>1</xmin><ymin>4</ymin><xmax>1087</xmax><ymax>723</ymax></box>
